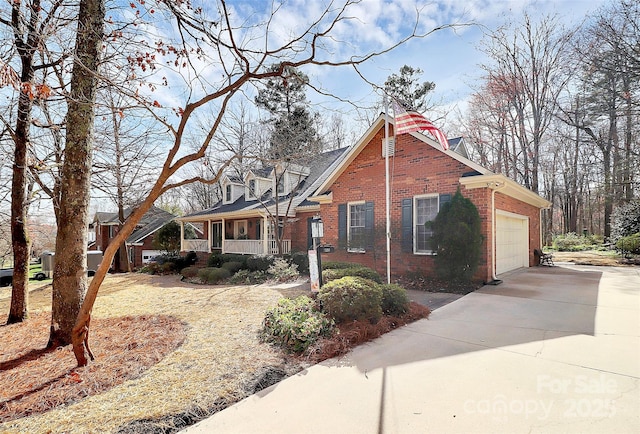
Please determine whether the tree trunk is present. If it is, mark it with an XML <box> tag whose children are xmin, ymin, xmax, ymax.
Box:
<box><xmin>48</xmin><ymin>0</ymin><xmax>105</xmax><ymax>348</ymax></box>
<box><xmin>7</xmin><ymin>0</ymin><xmax>42</xmax><ymax>324</ymax></box>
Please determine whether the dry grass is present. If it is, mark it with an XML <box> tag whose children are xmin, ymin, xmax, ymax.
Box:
<box><xmin>0</xmin><ymin>273</ymin><xmax>431</xmax><ymax>433</ymax></box>
<box><xmin>0</xmin><ymin>274</ymin><xmax>308</xmax><ymax>434</ymax></box>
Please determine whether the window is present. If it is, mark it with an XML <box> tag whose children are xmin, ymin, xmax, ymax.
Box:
<box><xmin>248</xmin><ymin>179</ymin><xmax>256</xmax><ymax>198</ymax></box>
<box><xmin>348</xmin><ymin>202</ymin><xmax>366</xmax><ymax>251</ymax></box>
<box><xmin>414</xmin><ymin>195</ymin><xmax>438</xmax><ymax>254</ymax></box>
<box><xmin>225</xmin><ymin>184</ymin><xmax>232</xmax><ymax>202</ymax></box>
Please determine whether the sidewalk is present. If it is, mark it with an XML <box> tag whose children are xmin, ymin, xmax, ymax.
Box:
<box><xmin>183</xmin><ymin>265</ymin><xmax>640</xmax><ymax>433</ymax></box>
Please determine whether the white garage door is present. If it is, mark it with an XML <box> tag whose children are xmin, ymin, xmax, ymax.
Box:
<box><xmin>142</xmin><ymin>250</ymin><xmax>163</xmax><ymax>264</ymax></box>
<box><xmin>496</xmin><ymin>211</ymin><xmax>529</xmax><ymax>275</ymax></box>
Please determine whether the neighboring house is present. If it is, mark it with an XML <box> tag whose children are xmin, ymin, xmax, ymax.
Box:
<box><xmin>178</xmin><ymin>114</ymin><xmax>551</xmax><ymax>282</ymax></box>
<box><xmin>89</xmin><ymin>205</ymin><xmax>176</xmax><ymax>268</ymax></box>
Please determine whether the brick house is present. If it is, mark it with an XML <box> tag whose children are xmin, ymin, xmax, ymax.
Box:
<box><xmin>89</xmin><ymin>206</ymin><xmax>176</xmax><ymax>269</ymax></box>
<box><xmin>178</xmin><ymin>114</ymin><xmax>550</xmax><ymax>282</ymax></box>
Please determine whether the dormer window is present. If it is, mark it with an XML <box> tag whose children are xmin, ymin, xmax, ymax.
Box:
<box><xmin>248</xmin><ymin>179</ymin><xmax>256</xmax><ymax>199</ymax></box>
<box><xmin>225</xmin><ymin>184</ymin><xmax>232</xmax><ymax>202</ymax></box>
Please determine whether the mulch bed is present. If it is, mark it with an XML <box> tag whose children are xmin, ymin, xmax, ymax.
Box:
<box><xmin>0</xmin><ymin>312</ymin><xmax>185</xmax><ymax>423</ymax></box>
<box><xmin>395</xmin><ymin>275</ymin><xmax>482</xmax><ymax>295</ymax></box>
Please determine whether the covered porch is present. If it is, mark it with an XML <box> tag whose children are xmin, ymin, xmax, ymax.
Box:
<box><xmin>179</xmin><ymin>215</ymin><xmax>291</xmax><ymax>255</ymax></box>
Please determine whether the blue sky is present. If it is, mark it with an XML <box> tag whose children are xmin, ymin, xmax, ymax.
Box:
<box><xmin>287</xmin><ymin>0</ymin><xmax>612</xmax><ymax>131</ymax></box>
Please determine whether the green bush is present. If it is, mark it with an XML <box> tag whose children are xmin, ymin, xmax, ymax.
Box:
<box><xmin>616</xmin><ymin>233</ymin><xmax>640</xmax><ymax>254</ymax></box>
<box><xmin>197</xmin><ymin>267</ymin><xmax>231</xmax><ymax>284</ymax></box>
<box><xmin>208</xmin><ymin>253</ymin><xmax>248</xmax><ymax>268</ymax></box>
<box><xmin>208</xmin><ymin>252</ymin><xmax>223</xmax><ymax>268</ymax></box>
<box><xmin>318</xmin><ymin>276</ymin><xmax>383</xmax><ymax>324</ymax></box>
<box><xmin>380</xmin><ymin>283</ymin><xmax>410</xmax><ymax>316</ymax></box>
<box><xmin>285</xmin><ymin>251</ymin><xmax>309</xmax><ymax>275</ymax></box>
<box><xmin>227</xmin><ymin>269</ymin><xmax>269</xmax><ymax>285</ymax></box>
<box><xmin>246</xmin><ymin>255</ymin><xmax>275</xmax><ymax>272</ymax></box>
<box><xmin>221</xmin><ymin>261</ymin><xmax>244</xmax><ymax>274</ymax></box>
<box><xmin>432</xmin><ymin>189</ymin><xmax>483</xmax><ymax>281</ymax></box>
<box><xmin>553</xmin><ymin>233</ymin><xmax>592</xmax><ymax>251</ymax></box>
<box><xmin>322</xmin><ymin>261</ymin><xmax>357</xmax><ymax>270</ymax></box>
<box><xmin>181</xmin><ymin>266</ymin><xmax>200</xmax><ymax>278</ymax></box>
<box><xmin>154</xmin><ymin>252</ymin><xmax>197</xmax><ymax>272</ymax></box>
<box><xmin>611</xmin><ymin>200</ymin><xmax>640</xmax><ymax>242</ymax></box>
<box><xmin>160</xmin><ymin>262</ymin><xmax>176</xmax><ymax>274</ymax></box>
<box><xmin>261</xmin><ymin>296</ymin><xmax>334</xmax><ymax>353</ymax></box>
<box><xmin>267</xmin><ymin>257</ymin><xmax>299</xmax><ymax>282</ymax></box>
<box><xmin>322</xmin><ymin>265</ymin><xmax>382</xmax><ymax>284</ymax></box>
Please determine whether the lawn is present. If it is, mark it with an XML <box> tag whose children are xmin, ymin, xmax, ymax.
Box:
<box><xmin>0</xmin><ymin>274</ymin><xmax>310</xmax><ymax>433</ymax></box>
<box><xmin>0</xmin><ymin>272</ymin><xmax>429</xmax><ymax>433</ymax></box>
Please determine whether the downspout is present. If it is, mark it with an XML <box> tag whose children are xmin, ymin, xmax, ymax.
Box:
<box><xmin>180</xmin><ymin>221</ymin><xmax>184</xmax><ymax>253</ymax></box>
<box><xmin>488</xmin><ymin>181</ymin><xmax>506</xmax><ymax>283</ymax></box>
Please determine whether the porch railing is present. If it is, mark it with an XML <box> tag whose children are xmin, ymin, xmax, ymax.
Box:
<box><xmin>223</xmin><ymin>239</ymin><xmax>291</xmax><ymax>255</ymax></box>
<box><xmin>183</xmin><ymin>238</ymin><xmax>291</xmax><ymax>255</ymax></box>
<box><xmin>183</xmin><ymin>239</ymin><xmax>209</xmax><ymax>252</ymax></box>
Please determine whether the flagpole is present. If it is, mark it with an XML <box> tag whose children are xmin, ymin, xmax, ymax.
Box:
<box><xmin>384</xmin><ymin>94</ymin><xmax>391</xmax><ymax>285</ymax></box>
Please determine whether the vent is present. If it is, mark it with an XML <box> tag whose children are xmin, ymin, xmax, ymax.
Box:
<box><xmin>382</xmin><ymin>137</ymin><xmax>395</xmax><ymax>157</ymax></box>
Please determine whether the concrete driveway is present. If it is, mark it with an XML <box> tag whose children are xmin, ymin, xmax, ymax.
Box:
<box><xmin>183</xmin><ymin>265</ymin><xmax>640</xmax><ymax>433</ymax></box>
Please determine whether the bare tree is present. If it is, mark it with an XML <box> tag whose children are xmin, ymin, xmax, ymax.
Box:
<box><xmin>67</xmin><ymin>0</ymin><xmax>442</xmax><ymax>366</ymax></box>
<box><xmin>477</xmin><ymin>13</ymin><xmax>573</xmax><ymax>193</ymax></box>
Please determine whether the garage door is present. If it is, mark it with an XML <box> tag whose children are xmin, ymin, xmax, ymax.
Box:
<box><xmin>496</xmin><ymin>211</ymin><xmax>529</xmax><ymax>275</ymax></box>
<box><xmin>142</xmin><ymin>250</ymin><xmax>163</xmax><ymax>264</ymax></box>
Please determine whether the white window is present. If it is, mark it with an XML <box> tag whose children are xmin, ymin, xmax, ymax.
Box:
<box><xmin>248</xmin><ymin>179</ymin><xmax>256</xmax><ymax>199</ymax></box>
<box><xmin>414</xmin><ymin>195</ymin><xmax>439</xmax><ymax>254</ymax></box>
<box><xmin>348</xmin><ymin>201</ymin><xmax>366</xmax><ymax>252</ymax></box>
<box><xmin>225</xmin><ymin>184</ymin><xmax>232</xmax><ymax>202</ymax></box>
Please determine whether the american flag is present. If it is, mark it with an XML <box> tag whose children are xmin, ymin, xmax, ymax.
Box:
<box><xmin>392</xmin><ymin>100</ymin><xmax>449</xmax><ymax>151</ymax></box>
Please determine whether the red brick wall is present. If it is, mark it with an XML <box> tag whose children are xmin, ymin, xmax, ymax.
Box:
<box><xmin>317</xmin><ymin>126</ymin><xmax>540</xmax><ymax>283</ymax></box>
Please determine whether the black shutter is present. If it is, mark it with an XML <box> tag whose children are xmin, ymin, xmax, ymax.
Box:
<box><xmin>401</xmin><ymin>198</ymin><xmax>413</xmax><ymax>253</ymax></box>
<box><xmin>338</xmin><ymin>204</ymin><xmax>347</xmax><ymax>249</ymax></box>
<box><xmin>439</xmin><ymin>193</ymin><xmax>452</xmax><ymax>211</ymax></box>
<box><xmin>365</xmin><ymin>201</ymin><xmax>374</xmax><ymax>249</ymax></box>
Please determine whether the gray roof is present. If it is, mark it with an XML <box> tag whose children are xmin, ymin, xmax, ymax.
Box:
<box><xmin>184</xmin><ymin>147</ymin><xmax>348</xmax><ymax>219</ymax></box>
<box><xmin>93</xmin><ymin>206</ymin><xmax>176</xmax><ymax>244</ymax></box>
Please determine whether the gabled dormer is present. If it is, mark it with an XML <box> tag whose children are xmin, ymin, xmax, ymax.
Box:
<box><xmin>244</xmin><ymin>168</ymin><xmax>272</xmax><ymax>201</ymax></box>
<box><xmin>271</xmin><ymin>162</ymin><xmax>311</xmax><ymax>197</ymax></box>
<box><xmin>221</xmin><ymin>175</ymin><xmax>244</xmax><ymax>204</ymax></box>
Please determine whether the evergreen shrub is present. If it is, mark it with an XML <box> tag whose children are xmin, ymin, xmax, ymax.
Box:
<box><xmin>318</xmin><ymin>276</ymin><xmax>383</xmax><ymax>324</ymax></box>
<box><xmin>432</xmin><ymin>189</ymin><xmax>483</xmax><ymax>281</ymax></box>
<box><xmin>261</xmin><ymin>296</ymin><xmax>334</xmax><ymax>353</ymax></box>
<box><xmin>380</xmin><ymin>283</ymin><xmax>410</xmax><ymax>316</ymax></box>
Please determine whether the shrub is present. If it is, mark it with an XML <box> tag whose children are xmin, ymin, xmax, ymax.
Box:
<box><xmin>153</xmin><ymin>252</ymin><xmax>197</xmax><ymax>272</ymax></box>
<box><xmin>227</xmin><ymin>269</ymin><xmax>269</xmax><ymax>285</ymax></box>
<box><xmin>207</xmin><ymin>253</ymin><xmax>248</xmax><ymax>268</ymax></box>
<box><xmin>261</xmin><ymin>296</ymin><xmax>334</xmax><ymax>354</ymax></box>
<box><xmin>380</xmin><ymin>283</ymin><xmax>410</xmax><ymax>316</ymax></box>
<box><xmin>197</xmin><ymin>267</ymin><xmax>231</xmax><ymax>284</ymax></box>
<box><xmin>616</xmin><ymin>233</ymin><xmax>640</xmax><ymax>255</ymax></box>
<box><xmin>322</xmin><ymin>265</ymin><xmax>382</xmax><ymax>284</ymax></box>
<box><xmin>553</xmin><ymin>233</ymin><xmax>589</xmax><ymax>251</ymax></box>
<box><xmin>160</xmin><ymin>262</ymin><xmax>176</xmax><ymax>274</ymax></box>
<box><xmin>611</xmin><ymin>200</ymin><xmax>640</xmax><ymax>242</ymax></box>
<box><xmin>221</xmin><ymin>261</ymin><xmax>244</xmax><ymax>274</ymax></box>
<box><xmin>318</xmin><ymin>276</ymin><xmax>383</xmax><ymax>324</ymax></box>
<box><xmin>322</xmin><ymin>261</ymin><xmax>357</xmax><ymax>270</ymax></box>
<box><xmin>432</xmin><ymin>188</ymin><xmax>483</xmax><ymax>282</ymax></box>
<box><xmin>246</xmin><ymin>255</ymin><xmax>275</xmax><ymax>272</ymax></box>
<box><xmin>285</xmin><ymin>251</ymin><xmax>309</xmax><ymax>275</ymax></box>
<box><xmin>267</xmin><ymin>257</ymin><xmax>299</xmax><ymax>282</ymax></box>
<box><xmin>208</xmin><ymin>252</ymin><xmax>223</xmax><ymax>268</ymax></box>
<box><xmin>181</xmin><ymin>266</ymin><xmax>199</xmax><ymax>279</ymax></box>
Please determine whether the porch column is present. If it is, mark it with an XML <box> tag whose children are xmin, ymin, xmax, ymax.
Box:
<box><xmin>263</xmin><ymin>215</ymin><xmax>269</xmax><ymax>254</ymax></box>
<box><xmin>221</xmin><ymin>218</ymin><xmax>226</xmax><ymax>254</ymax></box>
<box><xmin>207</xmin><ymin>219</ymin><xmax>212</xmax><ymax>253</ymax></box>
<box><xmin>180</xmin><ymin>221</ymin><xmax>184</xmax><ymax>252</ymax></box>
